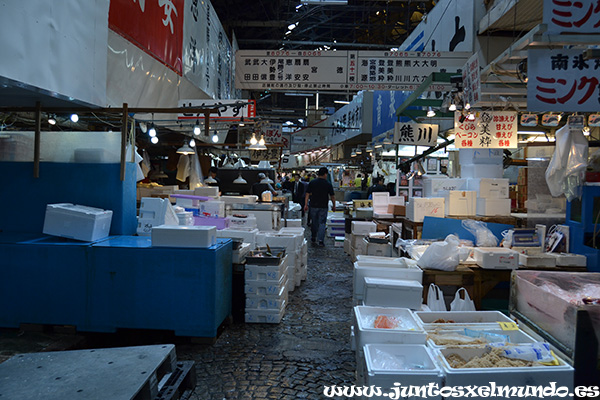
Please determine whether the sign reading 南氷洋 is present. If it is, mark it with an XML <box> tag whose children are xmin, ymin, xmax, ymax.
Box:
<box><xmin>528</xmin><ymin>48</ymin><xmax>600</xmax><ymax>112</ymax></box>
<box><xmin>454</xmin><ymin>111</ymin><xmax>518</xmax><ymax>149</ymax></box>
<box><xmin>235</xmin><ymin>50</ymin><xmax>469</xmax><ymax>91</ymax></box>
<box><xmin>393</xmin><ymin>122</ymin><xmax>439</xmax><ymax>146</ymax></box>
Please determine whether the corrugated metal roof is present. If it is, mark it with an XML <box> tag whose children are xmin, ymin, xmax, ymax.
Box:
<box><xmin>480</xmin><ymin>0</ymin><xmax>542</xmax><ymax>34</ymax></box>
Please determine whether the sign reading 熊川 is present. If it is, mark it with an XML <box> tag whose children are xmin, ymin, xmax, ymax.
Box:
<box><xmin>454</xmin><ymin>111</ymin><xmax>518</xmax><ymax>149</ymax></box>
<box><xmin>393</xmin><ymin>122</ymin><xmax>438</xmax><ymax>146</ymax></box>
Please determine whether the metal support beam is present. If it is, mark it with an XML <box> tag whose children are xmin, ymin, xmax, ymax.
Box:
<box><xmin>395</xmin><ymin>72</ymin><xmax>457</xmax><ymax>118</ymax></box>
<box><xmin>34</xmin><ymin>101</ymin><xmax>41</xmax><ymax>178</ymax></box>
<box><xmin>237</xmin><ymin>39</ymin><xmax>398</xmax><ymax>49</ymax></box>
<box><xmin>120</xmin><ymin>103</ymin><xmax>128</xmax><ymax>181</ymax></box>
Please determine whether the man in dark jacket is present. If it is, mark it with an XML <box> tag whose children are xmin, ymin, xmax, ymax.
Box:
<box><xmin>292</xmin><ymin>173</ymin><xmax>307</xmax><ymax>217</ymax></box>
<box><xmin>304</xmin><ymin>167</ymin><xmax>335</xmax><ymax>246</ymax></box>
<box><xmin>367</xmin><ymin>176</ymin><xmax>388</xmax><ymax>199</ymax></box>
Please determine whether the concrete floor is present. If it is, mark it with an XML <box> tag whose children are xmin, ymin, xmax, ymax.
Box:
<box><xmin>0</xmin><ymin>237</ymin><xmax>356</xmax><ymax>399</ymax></box>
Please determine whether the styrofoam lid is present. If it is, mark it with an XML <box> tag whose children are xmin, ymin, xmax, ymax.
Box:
<box><xmin>153</xmin><ymin>225</ymin><xmax>216</xmax><ymax>232</ymax></box>
<box><xmin>364</xmin><ymin>277</ymin><xmax>423</xmax><ymax>289</ymax></box>
<box><xmin>46</xmin><ymin>203</ymin><xmax>110</xmax><ymax>216</ymax></box>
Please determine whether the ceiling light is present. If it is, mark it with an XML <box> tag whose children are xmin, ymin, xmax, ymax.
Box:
<box><xmin>176</xmin><ymin>143</ymin><xmax>195</xmax><ymax>155</ymax></box>
<box><xmin>48</xmin><ymin>115</ymin><xmax>56</xmax><ymax>125</ymax></box>
<box><xmin>259</xmin><ymin>135</ymin><xmax>266</xmax><ymax>146</ymax></box>
<box><xmin>288</xmin><ymin>23</ymin><xmax>297</xmax><ymax>30</ymax></box>
<box><xmin>150</xmin><ymin>136</ymin><xmax>159</xmax><ymax>144</ymax></box>
<box><xmin>148</xmin><ymin>125</ymin><xmax>157</xmax><ymax>137</ymax></box>
<box><xmin>374</xmin><ymin>142</ymin><xmax>383</xmax><ymax>148</ymax></box>
<box><xmin>250</xmin><ymin>133</ymin><xmax>258</xmax><ymax>145</ymax></box>
<box><xmin>427</xmin><ymin>107</ymin><xmax>436</xmax><ymax>118</ymax></box>
<box><xmin>204</xmin><ymin>176</ymin><xmax>217</xmax><ymax>184</ymax></box>
<box><xmin>193</xmin><ymin>119</ymin><xmax>201</xmax><ymax>135</ymax></box>
<box><xmin>366</xmin><ymin>144</ymin><xmax>373</xmax><ymax>152</ymax></box>
<box><xmin>383</xmin><ymin>137</ymin><xmax>393</xmax><ymax>145</ymax></box>
<box><xmin>70</xmin><ymin>113</ymin><xmax>79</xmax><ymax>123</ymax></box>
<box><xmin>448</xmin><ymin>103</ymin><xmax>457</xmax><ymax>112</ymax></box>
<box><xmin>285</xmin><ymin>30</ymin><xmax>292</xmax><ymax>35</ymax></box>
<box><xmin>356</xmin><ymin>147</ymin><xmax>362</xmax><ymax>154</ymax></box>
<box><xmin>351</xmin><ymin>149</ymin><xmax>357</xmax><ymax>157</ymax></box>
<box><xmin>467</xmin><ymin>113</ymin><xmax>476</xmax><ymax>121</ymax></box>
<box><xmin>233</xmin><ymin>173</ymin><xmax>247</xmax><ymax>184</ymax></box>
<box><xmin>212</xmin><ymin>131</ymin><xmax>219</xmax><ymax>143</ymax></box>
<box><xmin>464</xmin><ymin>103</ymin><xmax>471</xmax><ymax>110</ymax></box>
<box><xmin>334</xmin><ymin>100</ymin><xmax>350</xmax><ymax>104</ymax></box>
<box><xmin>189</xmin><ymin>139</ymin><xmax>196</xmax><ymax>147</ymax></box>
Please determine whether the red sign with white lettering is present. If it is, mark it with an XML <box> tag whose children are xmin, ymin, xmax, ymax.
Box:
<box><xmin>109</xmin><ymin>0</ymin><xmax>184</xmax><ymax>74</ymax></box>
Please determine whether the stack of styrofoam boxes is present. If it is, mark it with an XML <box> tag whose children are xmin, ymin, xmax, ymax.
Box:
<box><xmin>352</xmin><ymin>306</ymin><xmax>428</xmax><ymax>386</ymax></box>
<box><xmin>365</xmin><ymin>235</ymin><xmax>392</xmax><ymax>258</ymax></box>
<box><xmin>405</xmin><ymin>197</ymin><xmax>445</xmax><ymax>222</ymax></box>
<box><xmin>412</xmin><ymin>311</ymin><xmax>574</xmax><ymax>392</ymax></box>
<box><xmin>217</xmin><ymin>227</ymin><xmax>259</xmax><ymax>249</ymax></box>
<box><xmin>422</xmin><ymin>175</ymin><xmax>467</xmax><ymax>197</ymax></box>
<box><xmin>280</xmin><ymin>227</ymin><xmax>308</xmax><ymax>284</ymax></box>
<box><xmin>244</xmin><ymin>254</ymin><xmax>289</xmax><ymax>324</ymax></box>
<box><xmin>443</xmin><ymin>190</ymin><xmax>477</xmax><ymax>216</ymax></box>
<box><xmin>467</xmin><ymin>178</ymin><xmax>511</xmax><ymax>216</ymax></box>
<box><xmin>351</xmin><ymin>221</ymin><xmax>377</xmax><ymax>261</ymax></box>
<box><xmin>137</xmin><ymin>197</ymin><xmax>179</xmax><ymax>236</ymax></box>
<box><xmin>326</xmin><ymin>212</ymin><xmax>346</xmax><ymax>238</ymax></box>
<box><xmin>372</xmin><ymin>192</ymin><xmax>393</xmax><ymax>219</ymax></box>
<box><xmin>259</xmin><ymin>231</ymin><xmax>305</xmax><ymax>289</ymax></box>
<box><xmin>226</xmin><ymin>213</ymin><xmax>257</xmax><ymax>229</ymax></box>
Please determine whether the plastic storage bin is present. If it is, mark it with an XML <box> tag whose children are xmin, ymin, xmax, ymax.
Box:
<box><xmin>354</xmin><ymin>306</ymin><xmax>426</xmax><ymax>350</ymax></box>
<box><xmin>473</xmin><ymin>247</ymin><xmax>519</xmax><ymax>270</ymax></box>
<box><xmin>354</xmin><ymin>260</ymin><xmax>423</xmax><ymax>302</ymax></box>
<box><xmin>414</xmin><ymin>311</ymin><xmax>515</xmax><ymax>330</ymax></box>
<box><xmin>151</xmin><ymin>225</ymin><xmax>216</xmax><ymax>248</ymax></box>
<box><xmin>43</xmin><ymin>203</ymin><xmax>113</xmax><ymax>242</ymax></box>
<box><xmin>363</xmin><ymin>277</ymin><xmax>423</xmax><ymax>309</ymax></box>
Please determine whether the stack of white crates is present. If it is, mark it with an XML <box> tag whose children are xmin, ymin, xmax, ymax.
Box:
<box><xmin>244</xmin><ymin>254</ymin><xmax>289</xmax><ymax>324</ymax></box>
<box><xmin>350</xmin><ymin>221</ymin><xmax>377</xmax><ymax>261</ymax></box>
<box><xmin>326</xmin><ymin>212</ymin><xmax>345</xmax><ymax>238</ymax></box>
<box><xmin>137</xmin><ymin>197</ymin><xmax>179</xmax><ymax>236</ymax></box>
<box><xmin>467</xmin><ymin>177</ymin><xmax>511</xmax><ymax>216</ymax></box>
<box><xmin>258</xmin><ymin>228</ymin><xmax>308</xmax><ymax>289</ymax></box>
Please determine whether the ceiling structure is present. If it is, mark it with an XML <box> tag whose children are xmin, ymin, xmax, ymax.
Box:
<box><xmin>212</xmin><ymin>0</ymin><xmax>436</xmax><ymax>125</ymax></box>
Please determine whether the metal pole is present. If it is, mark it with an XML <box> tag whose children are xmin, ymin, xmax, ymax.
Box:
<box><xmin>120</xmin><ymin>103</ymin><xmax>128</xmax><ymax>181</ymax></box>
<box><xmin>34</xmin><ymin>101</ymin><xmax>41</xmax><ymax>178</ymax></box>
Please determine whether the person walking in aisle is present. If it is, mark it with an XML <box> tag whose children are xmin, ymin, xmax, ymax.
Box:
<box><xmin>367</xmin><ymin>176</ymin><xmax>388</xmax><ymax>199</ymax></box>
<box><xmin>304</xmin><ymin>167</ymin><xmax>336</xmax><ymax>246</ymax></box>
<box><xmin>291</xmin><ymin>173</ymin><xmax>307</xmax><ymax>218</ymax></box>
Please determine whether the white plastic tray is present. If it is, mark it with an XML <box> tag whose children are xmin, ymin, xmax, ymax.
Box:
<box><xmin>354</xmin><ymin>306</ymin><xmax>426</xmax><ymax>351</ymax></box>
<box><xmin>415</xmin><ymin>311</ymin><xmax>514</xmax><ymax>330</ymax></box>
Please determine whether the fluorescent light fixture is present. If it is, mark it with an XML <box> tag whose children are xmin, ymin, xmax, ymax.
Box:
<box><xmin>288</xmin><ymin>23</ymin><xmax>297</xmax><ymax>30</ymax></box>
<box><xmin>150</xmin><ymin>136</ymin><xmax>159</xmax><ymax>144</ymax></box>
<box><xmin>193</xmin><ymin>120</ymin><xmax>201</xmax><ymax>135</ymax></box>
<box><xmin>285</xmin><ymin>30</ymin><xmax>292</xmax><ymax>35</ymax></box>
<box><xmin>176</xmin><ymin>144</ymin><xmax>195</xmax><ymax>155</ymax></box>
<box><xmin>334</xmin><ymin>100</ymin><xmax>350</xmax><ymax>104</ymax></box>
<box><xmin>212</xmin><ymin>131</ymin><xmax>219</xmax><ymax>143</ymax></box>
<box><xmin>70</xmin><ymin>113</ymin><xmax>79</xmax><ymax>123</ymax></box>
<box><xmin>427</xmin><ymin>107</ymin><xmax>436</xmax><ymax>118</ymax></box>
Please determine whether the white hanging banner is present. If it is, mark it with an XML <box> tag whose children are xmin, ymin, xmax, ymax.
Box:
<box><xmin>177</xmin><ymin>99</ymin><xmax>256</xmax><ymax>120</ymax></box>
<box><xmin>528</xmin><ymin>48</ymin><xmax>600</xmax><ymax>112</ymax></box>
<box><xmin>393</xmin><ymin>122</ymin><xmax>438</xmax><ymax>146</ymax></box>
<box><xmin>462</xmin><ymin>52</ymin><xmax>482</xmax><ymax>107</ymax></box>
<box><xmin>544</xmin><ymin>0</ymin><xmax>600</xmax><ymax>34</ymax></box>
<box><xmin>454</xmin><ymin>111</ymin><xmax>518</xmax><ymax>149</ymax></box>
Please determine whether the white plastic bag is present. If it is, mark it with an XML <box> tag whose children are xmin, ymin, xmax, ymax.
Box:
<box><xmin>450</xmin><ymin>288</ymin><xmax>476</xmax><ymax>311</ymax></box>
<box><xmin>417</xmin><ymin>234</ymin><xmax>460</xmax><ymax>271</ymax></box>
<box><xmin>427</xmin><ymin>283</ymin><xmax>447</xmax><ymax>311</ymax></box>
<box><xmin>546</xmin><ymin>124</ymin><xmax>589</xmax><ymax>201</ymax></box>
<box><xmin>462</xmin><ymin>219</ymin><xmax>498</xmax><ymax>247</ymax></box>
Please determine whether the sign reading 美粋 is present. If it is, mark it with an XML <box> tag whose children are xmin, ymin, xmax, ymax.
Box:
<box><xmin>235</xmin><ymin>50</ymin><xmax>469</xmax><ymax>91</ymax></box>
<box><xmin>528</xmin><ymin>48</ymin><xmax>600</xmax><ymax>112</ymax></box>
<box><xmin>393</xmin><ymin>122</ymin><xmax>438</xmax><ymax>146</ymax></box>
<box><xmin>454</xmin><ymin>111</ymin><xmax>518</xmax><ymax>149</ymax></box>
<box><xmin>544</xmin><ymin>0</ymin><xmax>600</xmax><ymax>33</ymax></box>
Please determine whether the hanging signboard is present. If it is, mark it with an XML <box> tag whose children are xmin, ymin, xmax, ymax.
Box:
<box><xmin>544</xmin><ymin>0</ymin><xmax>600</xmax><ymax>34</ymax></box>
<box><xmin>235</xmin><ymin>50</ymin><xmax>469</xmax><ymax>91</ymax></box>
<box><xmin>109</xmin><ymin>0</ymin><xmax>184</xmax><ymax>74</ymax></box>
<box><xmin>177</xmin><ymin>99</ymin><xmax>256</xmax><ymax>120</ymax></box>
<box><xmin>528</xmin><ymin>48</ymin><xmax>600</xmax><ymax>112</ymax></box>
<box><xmin>462</xmin><ymin>52</ymin><xmax>481</xmax><ymax>107</ymax></box>
<box><xmin>454</xmin><ymin>111</ymin><xmax>518</xmax><ymax>149</ymax></box>
<box><xmin>393</xmin><ymin>122</ymin><xmax>439</xmax><ymax>146</ymax></box>
<box><xmin>250</xmin><ymin>148</ymin><xmax>280</xmax><ymax>162</ymax></box>
<box><xmin>260</xmin><ymin>123</ymin><xmax>287</xmax><ymax>147</ymax></box>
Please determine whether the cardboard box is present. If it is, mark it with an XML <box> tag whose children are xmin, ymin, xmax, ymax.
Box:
<box><xmin>466</xmin><ymin>178</ymin><xmax>509</xmax><ymax>199</ymax></box>
<box><xmin>387</xmin><ymin>204</ymin><xmax>406</xmax><ymax>216</ymax></box>
<box><xmin>476</xmin><ymin>198</ymin><xmax>511</xmax><ymax>216</ymax></box>
<box><xmin>422</xmin><ymin>177</ymin><xmax>467</xmax><ymax>197</ymax></box>
<box><xmin>406</xmin><ymin>198</ymin><xmax>445</xmax><ymax>222</ymax></box>
<box><xmin>444</xmin><ymin>191</ymin><xmax>476</xmax><ymax>216</ymax></box>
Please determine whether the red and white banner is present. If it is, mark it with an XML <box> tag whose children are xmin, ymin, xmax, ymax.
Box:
<box><xmin>454</xmin><ymin>111</ymin><xmax>517</xmax><ymax>149</ymax></box>
<box><xmin>260</xmin><ymin>123</ymin><xmax>286</xmax><ymax>146</ymax></box>
<box><xmin>177</xmin><ymin>99</ymin><xmax>256</xmax><ymax>120</ymax></box>
<box><xmin>109</xmin><ymin>0</ymin><xmax>184</xmax><ymax>74</ymax></box>
<box><xmin>544</xmin><ymin>0</ymin><xmax>600</xmax><ymax>33</ymax></box>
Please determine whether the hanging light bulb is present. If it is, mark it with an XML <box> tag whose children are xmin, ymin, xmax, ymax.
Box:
<box><xmin>189</xmin><ymin>139</ymin><xmax>196</xmax><ymax>147</ymax></box>
<box><xmin>212</xmin><ymin>130</ymin><xmax>219</xmax><ymax>143</ymax></box>
<box><xmin>250</xmin><ymin>133</ymin><xmax>258</xmax><ymax>145</ymax></box>
<box><xmin>70</xmin><ymin>113</ymin><xmax>79</xmax><ymax>123</ymax></box>
<box><xmin>427</xmin><ymin>107</ymin><xmax>436</xmax><ymax>117</ymax></box>
<box><xmin>351</xmin><ymin>149</ymin><xmax>357</xmax><ymax>157</ymax></box>
<box><xmin>448</xmin><ymin>103</ymin><xmax>457</xmax><ymax>112</ymax></box>
<box><xmin>148</xmin><ymin>124</ymin><xmax>157</xmax><ymax>137</ymax></box>
<box><xmin>366</xmin><ymin>144</ymin><xmax>373</xmax><ymax>152</ymax></box>
<box><xmin>48</xmin><ymin>115</ymin><xmax>56</xmax><ymax>125</ymax></box>
<box><xmin>193</xmin><ymin>119</ymin><xmax>201</xmax><ymax>135</ymax></box>
<box><xmin>259</xmin><ymin>135</ymin><xmax>266</xmax><ymax>146</ymax></box>
<box><xmin>464</xmin><ymin>102</ymin><xmax>471</xmax><ymax>110</ymax></box>
<box><xmin>150</xmin><ymin>136</ymin><xmax>159</xmax><ymax>144</ymax></box>
<box><xmin>356</xmin><ymin>147</ymin><xmax>362</xmax><ymax>155</ymax></box>
<box><xmin>177</xmin><ymin>143</ymin><xmax>196</xmax><ymax>155</ymax></box>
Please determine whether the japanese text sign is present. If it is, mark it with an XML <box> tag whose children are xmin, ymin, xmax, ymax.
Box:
<box><xmin>235</xmin><ymin>50</ymin><xmax>469</xmax><ymax>91</ymax></box>
<box><xmin>528</xmin><ymin>49</ymin><xmax>600</xmax><ymax>112</ymax></box>
<box><xmin>109</xmin><ymin>0</ymin><xmax>184</xmax><ymax>74</ymax></box>
<box><xmin>462</xmin><ymin>53</ymin><xmax>481</xmax><ymax>107</ymax></box>
<box><xmin>544</xmin><ymin>0</ymin><xmax>600</xmax><ymax>33</ymax></box>
<box><xmin>177</xmin><ymin>99</ymin><xmax>256</xmax><ymax>120</ymax></box>
<box><xmin>260</xmin><ymin>123</ymin><xmax>286</xmax><ymax>146</ymax></box>
<box><xmin>393</xmin><ymin>122</ymin><xmax>439</xmax><ymax>146</ymax></box>
<box><xmin>454</xmin><ymin>111</ymin><xmax>518</xmax><ymax>149</ymax></box>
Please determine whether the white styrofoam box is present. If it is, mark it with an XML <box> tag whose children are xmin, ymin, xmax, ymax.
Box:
<box><xmin>353</xmin><ymin>238</ymin><xmax>368</xmax><ymax>259</ymax></box>
<box><xmin>220</xmin><ymin>195</ymin><xmax>258</xmax><ymax>204</ymax></box>
<box><xmin>546</xmin><ymin>253</ymin><xmax>587</xmax><ymax>267</ymax></box>
<box><xmin>284</xmin><ymin>218</ymin><xmax>302</xmax><ymax>227</ymax></box>
<box><xmin>459</xmin><ymin>148</ymin><xmax>503</xmax><ymax>165</ymax></box>
<box><xmin>406</xmin><ymin>197</ymin><xmax>445</xmax><ymax>222</ymax></box>
<box><xmin>245</xmin><ymin>259</ymin><xmax>287</xmax><ymax>282</ymax></box>
<box><xmin>245</xmin><ymin>307</ymin><xmax>286</xmax><ymax>324</ymax></box>
<box><xmin>193</xmin><ymin>186</ymin><xmax>219</xmax><ymax>197</ymax></box>
<box><xmin>246</xmin><ymin>285</ymin><xmax>288</xmax><ymax>310</ymax></box>
<box><xmin>363</xmin><ymin>277</ymin><xmax>423</xmax><ymax>309</ymax></box>
<box><xmin>519</xmin><ymin>253</ymin><xmax>557</xmax><ymax>268</ymax></box>
<box><xmin>352</xmin><ymin>221</ymin><xmax>377</xmax><ymax>235</ymax></box>
<box><xmin>422</xmin><ymin>177</ymin><xmax>467</xmax><ymax>197</ymax></box>
<box><xmin>226</xmin><ymin>214</ymin><xmax>257</xmax><ymax>229</ymax></box>
<box><xmin>354</xmin><ymin>260</ymin><xmax>423</xmax><ymax>302</ymax></box>
<box><xmin>176</xmin><ymin>211</ymin><xmax>194</xmax><ymax>226</ymax></box>
<box><xmin>388</xmin><ymin>196</ymin><xmax>405</xmax><ymax>206</ymax></box>
<box><xmin>151</xmin><ymin>225</ymin><xmax>217</xmax><ymax>248</ymax></box>
<box><xmin>265</xmin><ymin>233</ymin><xmax>302</xmax><ymax>252</ymax></box>
<box><xmin>467</xmin><ymin>178</ymin><xmax>509</xmax><ymax>199</ymax></box>
<box><xmin>232</xmin><ymin>242</ymin><xmax>251</xmax><ymax>264</ymax></box>
<box><xmin>197</xmin><ymin>200</ymin><xmax>225</xmax><ymax>218</ymax></box>
<box><xmin>372</xmin><ymin>192</ymin><xmax>390</xmax><ymax>214</ymax></box>
<box><xmin>217</xmin><ymin>228</ymin><xmax>259</xmax><ymax>248</ymax></box>
<box><xmin>350</xmin><ymin>234</ymin><xmax>367</xmax><ymax>249</ymax></box>
<box><xmin>279</xmin><ymin>227</ymin><xmax>306</xmax><ymax>237</ymax></box>
<box><xmin>326</xmin><ymin>226</ymin><xmax>345</xmax><ymax>237</ymax></box>
<box><xmin>366</xmin><ymin>241</ymin><xmax>392</xmax><ymax>257</ymax></box>
<box><xmin>334</xmin><ymin>236</ymin><xmax>345</xmax><ymax>247</ymax></box>
<box><xmin>437</xmin><ymin>347</ymin><xmax>574</xmax><ymax>391</ymax></box>
<box><xmin>43</xmin><ymin>203</ymin><xmax>113</xmax><ymax>242</ymax></box>
<box><xmin>245</xmin><ymin>271</ymin><xmax>287</xmax><ymax>295</ymax></box>
<box><xmin>354</xmin><ymin>306</ymin><xmax>427</xmax><ymax>350</ymax></box>
<box><xmin>414</xmin><ymin>311</ymin><xmax>514</xmax><ymax>330</ymax></box>
<box><xmin>473</xmin><ymin>247</ymin><xmax>519</xmax><ymax>270</ymax></box>
<box><xmin>137</xmin><ymin>198</ymin><xmax>179</xmax><ymax>236</ymax></box>
<box><xmin>460</xmin><ymin>163</ymin><xmax>503</xmax><ymax>179</ymax></box>
<box><xmin>427</xmin><ymin>328</ymin><xmax>538</xmax><ymax>350</ymax></box>
<box><xmin>364</xmin><ymin>344</ymin><xmax>443</xmax><ymax>400</ymax></box>
<box><xmin>476</xmin><ymin>197</ymin><xmax>511</xmax><ymax>216</ymax></box>
<box><xmin>444</xmin><ymin>190</ymin><xmax>476</xmax><ymax>216</ymax></box>
<box><xmin>373</xmin><ymin>211</ymin><xmax>394</xmax><ymax>219</ymax></box>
